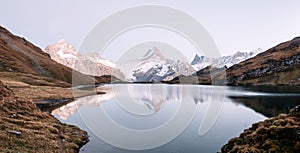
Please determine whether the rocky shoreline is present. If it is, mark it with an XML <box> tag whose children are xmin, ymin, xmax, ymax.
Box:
<box><xmin>221</xmin><ymin>105</ymin><xmax>300</xmax><ymax>153</ymax></box>
<box><xmin>0</xmin><ymin>81</ymin><xmax>88</xmax><ymax>152</ymax></box>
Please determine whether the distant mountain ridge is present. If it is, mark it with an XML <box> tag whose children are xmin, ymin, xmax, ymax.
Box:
<box><xmin>191</xmin><ymin>49</ymin><xmax>263</xmax><ymax>71</ymax></box>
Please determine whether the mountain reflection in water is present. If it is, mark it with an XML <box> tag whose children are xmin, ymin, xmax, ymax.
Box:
<box><xmin>52</xmin><ymin>84</ymin><xmax>218</xmax><ymax>120</ymax></box>
<box><xmin>52</xmin><ymin>84</ymin><xmax>300</xmax><ymax>153</ymax></box>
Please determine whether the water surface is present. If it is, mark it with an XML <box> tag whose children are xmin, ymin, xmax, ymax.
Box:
<box><xmin>52</xmin><ymin>84</ymin><xmax>300</xmax><ymax>153</ymax></box>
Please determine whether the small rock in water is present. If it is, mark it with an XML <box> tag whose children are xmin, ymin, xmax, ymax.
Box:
<box><xmin>8</xmin><ymin>130</ymin><xmax>22</xmax><ymax>135</ymax></box>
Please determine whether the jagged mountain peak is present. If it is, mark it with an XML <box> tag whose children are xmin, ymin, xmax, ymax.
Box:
<box><xmin>44</xmin><ymin>40</ymin><xmax>122</xmax><ymax>77</ymax></box>
<box><xmin>191</xmin><ymin>54</ymin><xmax>205</xmax><ymax>65</ymax></box>
<box><xmin>127</xmin><ymin>47</ymin><xmax>195</xmax><ymax>82</ymax></box>
<box><xmin>57</xmin><ymin>39</ymin><xmax>68</xmax><ymax>43</ymax></box>
<box><xmin>45</xmin><ymin>39</ymin><xmax>78</xmax><ymax>57</ymax></box>
<box><xmin>142</xmin><ymin>47</ymin><xmax>165</xmax><ymax>61</ymax></box>
<box><xmin>44</xmin><ymin>39</ymin><xmax>79</xmax><ymax>68</ymax></box>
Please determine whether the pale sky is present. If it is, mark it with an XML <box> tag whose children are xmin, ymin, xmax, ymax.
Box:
<box><xmin>1</xmin><ymin>0</ymin><xmax>300</xmax><ymax>61</ymax></box>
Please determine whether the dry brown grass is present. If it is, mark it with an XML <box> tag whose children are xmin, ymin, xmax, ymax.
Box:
<box><xmin>0</xmin><ymin>76</ymin><xmax>73</xmax><ymax>100</ymax></box>
<box><xmin>0</xmin><ymin>81</ymin><xmax>88</xmax><ymax>152</ymax></box>
<box><xmin>0</xmin><ymin>72</ymin><xmax>71</xmax><ymax>87</ymax></box>
<box><xmin>13</xmin><ymin>86</ymin><xmax>73</xmax><ymax>100</ymax></box>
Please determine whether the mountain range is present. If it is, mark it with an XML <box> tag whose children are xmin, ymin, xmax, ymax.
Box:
<box><xmin>166</xmin><ymin>37</ymin><xmax>300</xmax><ymax>86</ymax></box>
<box><xmin>44</xmin><ymin>43</ymin><xmax>196</xmax><ymax>82</ymax></box>
<box><xmin>7</xmin><ymin>22</ymin><xmax>296</xmax><ymax>87</ymax></box>
<box><xmin>45</xmin><ymin>40</ymin><xmax>263</xmax><ymax>83</ymax></box>
<box><xmin>121</xmin><ymin>47</ymin><xmax>265</xmax><ymax>82</ymax></box>
<box><xmin>191</xmin><ymin>49</ymin><xmax>263</xmax><ymax>71</ymax></box>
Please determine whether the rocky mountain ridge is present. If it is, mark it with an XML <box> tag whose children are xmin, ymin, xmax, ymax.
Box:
<box><xmin>225</xmin><ymin>37</ymin><xmax>300</xmax><ymax>86</ymax></box>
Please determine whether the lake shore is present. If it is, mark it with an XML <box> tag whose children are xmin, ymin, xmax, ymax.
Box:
<box><xmin>221</xmin><ymin>105</ymin><xmax>300</xmax><ymax>153</ymax></box>
<box><xmin>0</xmin><ymin>81</ymin><xmax>89</xmax><ymax>152</ymax></box>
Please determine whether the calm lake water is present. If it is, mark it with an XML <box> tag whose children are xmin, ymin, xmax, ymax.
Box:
<box><xmin>52</xmin><ymin>84</ymin><xmax>300</xmax><ymax>153</ymax></box>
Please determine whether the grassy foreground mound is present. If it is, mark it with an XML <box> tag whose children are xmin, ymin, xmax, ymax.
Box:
<box><xmin>0</xmin><ymin>81</ymin><xmax>88</xmax><ymax>152</ymax></box>
<box><xmin>221</xmin><ymin>105</ymin><xmax>300</xmax><ymax>153</ymax></box>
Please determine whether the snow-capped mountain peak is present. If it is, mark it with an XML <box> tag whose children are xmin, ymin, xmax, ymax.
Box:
<box><xmin>44</xmin><ymin>39</ymin><xmax>78</xmax><ymax>67</ymax></box>
<box><xmin>191</xmin><ymin>48</ymin><xmax>264</xmax><ymax>71</ymax></box>
<box><xmin>44</xmin><ymin>40</ymin><xmax>121</xmax><ymax>77</ymax></box>
<box><xmin>142</xmin><ymin>47</ymin><xmax>165</xmax><ymax>61</ymax></box>
<box><xmin>126</xmin><ymin>47</ymin><xmax>196</xmax><ymax>82</ymax></box>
